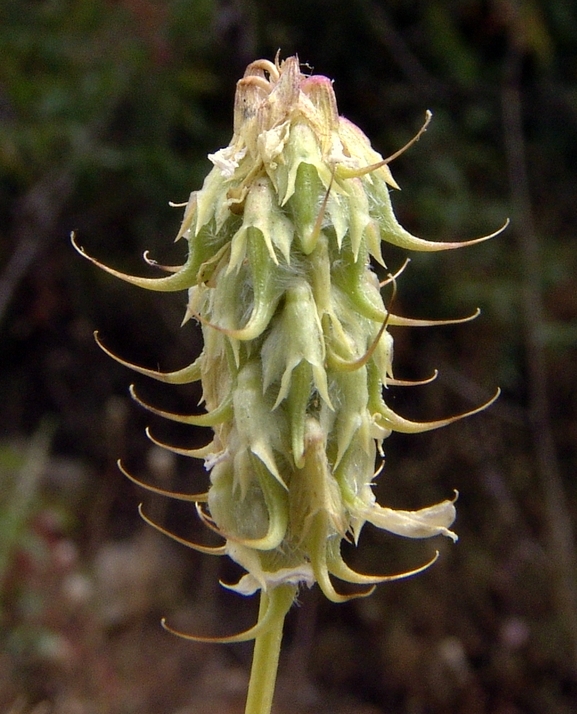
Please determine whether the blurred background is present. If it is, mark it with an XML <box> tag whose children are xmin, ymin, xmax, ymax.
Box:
<box><xmin>1</xmin><ymin>1</ymin><xmax>576</xmax><ymax>712</ymax></box>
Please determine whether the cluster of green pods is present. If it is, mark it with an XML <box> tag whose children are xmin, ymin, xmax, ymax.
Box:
<box><xmin>74</xmin><ymin>55</ymin><xmax>502</xmax><ymax>641</ymax></box>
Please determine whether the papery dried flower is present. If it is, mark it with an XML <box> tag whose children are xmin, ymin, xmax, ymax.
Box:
<box><xmin>74</xmin><ymin>54</ymin><xmax>503</xmax><ymax>713</ymax></box>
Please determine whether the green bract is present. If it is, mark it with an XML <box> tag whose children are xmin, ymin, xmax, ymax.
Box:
<box><xmin>75</xmin><ymin>55</ymin><xmax>502</xmax><ymax>626</ymax></box>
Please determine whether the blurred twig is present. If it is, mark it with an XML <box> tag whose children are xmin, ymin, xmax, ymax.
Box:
<box><xmin>502</xmin><ymin>14</ymin><xmax>577</xmax><ymax>670</ymax></box>
<box><xmin>357</xmin><ymin>0</ymin><xmax>438</xmax><ymax>91</ymax></box>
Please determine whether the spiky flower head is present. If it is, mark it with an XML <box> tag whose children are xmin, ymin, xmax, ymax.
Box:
<box><xmin>74</xmin><ymin>56</ymin><xmax>501</xmax><ymax>628</ymax></box>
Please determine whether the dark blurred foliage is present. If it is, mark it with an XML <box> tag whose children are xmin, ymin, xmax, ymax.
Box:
<box><xmin>1</xmin><ymin>1</ymin><xmax>576</xmax><ymax>713</ymax></box>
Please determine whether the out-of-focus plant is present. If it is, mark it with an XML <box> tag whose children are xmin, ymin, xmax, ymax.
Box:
<box><xmin>0</xmin><ymin>424</ymin><xmax>65</xmax><ymax>701</ymax></box>
<box><xmin>75</xmin><ymin>55</ymin><xmax>502</xmax><ymax>714</ymax></box>
<box><xmin>0</xmin><ymin>424</ymin><xmax>54</xmax><ymax>596</ymax></box>
<box><xmin>0</xmin><ymin>0</ymin><xmax>217</xmax><ymax>184</ymax></box>
<box><xmin>0</xmin><ymin>0</ymin><xmax>217</xmax><ymax>330</ymax></box>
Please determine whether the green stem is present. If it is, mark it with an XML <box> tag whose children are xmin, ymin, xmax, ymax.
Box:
<box><xmin>244</xmin><ymin>584</ymin><xmax>297</xmax><ymax>714</ymax></box>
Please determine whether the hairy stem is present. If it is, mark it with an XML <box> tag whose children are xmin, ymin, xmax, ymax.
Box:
<box><xmin>244</xmin><ymin>584</ymin><xmax>297</xmax><ymax>714</ymax></box>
